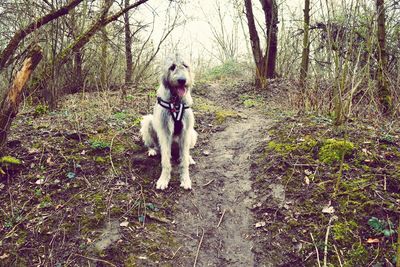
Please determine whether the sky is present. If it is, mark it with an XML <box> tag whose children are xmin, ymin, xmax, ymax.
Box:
<box><xmin>139</xmin><ymin>0</ymin><xmax>306</xmax><ymax>65</ymax></box>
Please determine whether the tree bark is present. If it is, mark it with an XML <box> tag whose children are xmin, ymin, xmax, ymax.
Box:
<box><xmin>124</xmin><ymin>0</ymin><xmax>133</xmax><ymax>89</ymax></box>
<box><xmin>244</xmin><ymin>0</ymin><xmax>266</xmax><ymax>88</ymax></box>
<box><xmin>244</xmin><ymin>0</ymin><xmax>278</xmax><ymax>88</ymax></box>
<box><xmin>376</xmin><ymin>0</ymin><xmax>392</xmax><ymax>114</ymax></box>
<box><xmin>0</xmin><ymin>0</ymin><xmax>83</xmax><ymax>71</ymax></box>
<box><xmin>0</xmin><ymin>46</ymin><xmax>43</xmax><ymax>150</ymax></box>
<box><xmin>260</xmin><ymin>0</ymin><xmax>278</xmax><ymax>79</ymax></box>
<box><xmin>299</xmin><ymin>0</ymin><xmax>310</xmax><ymax>85</ymax></box>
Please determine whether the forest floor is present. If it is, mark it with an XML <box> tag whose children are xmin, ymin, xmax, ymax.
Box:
<box><xmin>0</xmin><ymin>78</ymin><xmax>399</xmax><ymax>266</ymax></box>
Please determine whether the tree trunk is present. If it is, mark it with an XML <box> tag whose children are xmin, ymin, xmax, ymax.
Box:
<box><xmin>244</xmin><ymin>0</ymin><xmax>266</xmax><ymax>88</ymax></box>
<box><xmin>260</xmin><ymin>0</ymin><xmax>278</xmax><ymax>79</ymax></box>
<box><xmin>124</xmin><ymin>0</ymin><xmax>133</xmax><ymax>90</ymax></box>
<box><xmin>376</xmin><ymin>0</ymin><xmax>392</xmax><ymax>114</ymax></box>
<box><xmin>100</xmin><ymin>26</ymin><xmax>108</xmax><ymax>90</ymax></box>
<box><xmin>0</xmin><ymin>0</ymin><xmax>83</xmax><ymax>71</ymax></box>
<box><xmin>0</xmin><ymin>46</ymin><xmax>43</xmax><ymax>150</ymax></box>
<box><xmin>244</xmin><ymin>0</ymin><xmax>278</xmax><ymax>88</ymax></box>
<box><xmin>299</xmin><ymin>0</ymin><xmax>310</xmax><ymax>84</ymax></box>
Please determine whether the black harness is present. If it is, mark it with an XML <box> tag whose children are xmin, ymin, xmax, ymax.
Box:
<box><xmin>157</xmin><ymin>97</ymin><xmax>190</xmax><ymax>135</ymax></box>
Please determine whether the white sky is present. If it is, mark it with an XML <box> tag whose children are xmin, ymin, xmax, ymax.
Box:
<box><xmin>135</xmin><ymin>0</ymin><xmax>347</xmax><ymax>66</ymax></box>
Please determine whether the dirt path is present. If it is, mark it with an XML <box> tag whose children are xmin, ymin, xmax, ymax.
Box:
<box><xmin>173</xmin><ymin>84</ymin><xmax>271</xmax><ymax>266</ymax></box>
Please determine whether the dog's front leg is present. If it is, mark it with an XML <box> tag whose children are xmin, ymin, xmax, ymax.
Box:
<box><xmin>179</xmin><ymin>134</ymin><xmax>192</xmax><ymax>190</ymax></box>
<box><xmin>156</xmin><ymin>135</ymin><xmax>172</xmax><ymax>190</ymax></box>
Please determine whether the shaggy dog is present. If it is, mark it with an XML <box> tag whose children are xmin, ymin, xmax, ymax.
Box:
<box><xmin>140</xmin><ymin>54</ymin><xmax>197</xmax><ymax>190</ymax></box>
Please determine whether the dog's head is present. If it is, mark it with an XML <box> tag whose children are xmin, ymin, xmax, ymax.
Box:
<box><xmin>162</xmin><ymin>54</ymin><xmax>193</xmax><ymax>99</ymax></box>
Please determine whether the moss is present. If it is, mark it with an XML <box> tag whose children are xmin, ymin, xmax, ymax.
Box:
<box><xmin>34</xmin><ymin>104</ymin><xmax>49</xmax><ymax>116</ymax></box>
<box><xmin>297</xmin><ymin>135</ymin><xmax>318</xmax><ymax>151</ymax></box>
<box><xmin>318</xmin><ymin>139</ymin><xmax>354</xmax><ymax>164</ymax></box>
<box><xmin>94</xmin><ymin>156</ymin><xmax>107</xmax><ymax>163</ymax></box>
<box><xmin>332</xmin><ymin>220</ymin><xmax>358</xmax><ymax>242</ymax></box>
<box><xmin>124</xmin><ymin>254</ymin><xmax>137</xmax><ymax>267</ymax></box>
<box><xmin>345</xmin><ymin>243</ymin><xmax>368</xmax><ymax>267</ymax></box>
<box><xmin>215</xmin><ymin>110</ymin><xmax>238</xmax><ymax>124</ymax></box>
<box><xmin>0</xmin><ymin>156</ymin><xmax>21</xmax><ymax>165</ymax></box>
<box><xmin>267</xmin><ymin>141</ymin><xmax>296</xmax><ymax>154</ymax></box>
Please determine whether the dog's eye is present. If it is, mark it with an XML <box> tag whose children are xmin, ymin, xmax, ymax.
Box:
<box><xmin>169</xmin><ymin>64</ymin><xmax>176</xmax><ymax>71</ymax></box>
<box><xmin>183</xmin><ymin>64</ymin><xmax>188</xmax><ymax>68</ymax></box>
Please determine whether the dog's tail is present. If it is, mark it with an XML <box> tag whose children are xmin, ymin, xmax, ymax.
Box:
<box><xmin>140</xmin><ymin>115</ymin><xmax>154</xmax><ymax>147</ymax></box>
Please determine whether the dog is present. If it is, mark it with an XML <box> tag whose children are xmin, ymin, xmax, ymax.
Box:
<box><xmin>140</xmin><ymin>54</ymin><xmax>197</xmax><ymax>190</ymax></box>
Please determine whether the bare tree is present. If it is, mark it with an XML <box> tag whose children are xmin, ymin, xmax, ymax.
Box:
<box><xmin>376</xmin><ymin>0</ymin><xmax>392</xmax><ymax>114</ymax></box>
<box><xmin>124</xmin><ymin>0</ymin><xmax>133</xmax><ymax>88</ymax></box>
<box><xmin>244</xmin><ymin>0</ymin><xmax>278</xmax><ymax>88</ymax></box>
<box><xmin>299</xmin><ymin>0</ymin><xmax>311</xmax><ymax>86</ymax></box>
<box><xmin>0</xmin><ymin>0</ymin><xmax>84</xmax><ymax>71</ymax></box>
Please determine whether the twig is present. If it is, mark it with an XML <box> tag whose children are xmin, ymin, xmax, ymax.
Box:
<box><xmin>109</xmin><ymin>133</ymin><xmax>118</xmax><ymax>174</ymax></box>
<box><xmin>310</xmin><ymin>232</ymin><xmax>321</xmax><ymax>267</ymax></box>
<box><xmin>333</xmin><ymin>244</ymin><xmax>343</xmax><ymax>267</ymax></box>
<box><xmin>193</xmin><ymin>227</ymin><xmax>205</xmax><ymax>267</ymax></box>
<box><xmin>383</xmin><ymin>175</ymin><xmax>387</xmax><ymax>191</ymax></box>
<box><xmin>202</xmin><ymin>179</ymin><xmax>214</xmax><ymax>187</ymax></box>
<box><xmin>171</xmin><ymin>246</ymin><xmax>182</xmax><ymax>259</ymax></box>
<box><xmin>217</xmin><ymin>209</ymin><xmax>226</xmax><ymax>228</ymax></box>
<box><xmin>323</xmin><ymin>216</ymin><xmax>336</xmax><ymax>267</ymax></box>
<box><xmin>74</xmin><ymin>254</ymin><xmax>117</xmax><ymax>267</ymax></box>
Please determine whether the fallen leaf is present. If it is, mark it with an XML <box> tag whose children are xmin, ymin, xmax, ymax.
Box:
<box><xmin>304</xmin><ymin>176</ymin><xmax>310</xmax><ymax>185</ymax></box>
<box><xmin>46</xmin><ymin>157</ymin><xmax>55</xmax><ymax>166</ymax></box>
<box><xmin>120</xmin><ymin>221</ymin><xmax>129</xmax><ymax>227</ymax></box>
<box><xmin>322</xmin><ymin>205</ymin><xmax>335</xmax><ymax>214</ymax></box>
<box><xmin>255</xmin><ymin>221</ymin><xmax>266</xmax><ymax>228</ymax></box>
<box><xmin>0</xmin><ymin>253</ymin><xmax>9</xmax><ymax>260</ymax></box>
<box><xmin>35</xmin><ymin>179</ymin><xmax>45</xmax><ymax>185</ymax></box>
<box><xmin>366</xmin><ymin>238</ymin><xmax>380</xmax><ymax>244</ymax></box>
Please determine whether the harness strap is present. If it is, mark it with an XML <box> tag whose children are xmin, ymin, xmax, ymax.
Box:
<box><xmin>157</xmin><ymin>97</ymin><xmax>190</xmax><ymax>123</ymax></box>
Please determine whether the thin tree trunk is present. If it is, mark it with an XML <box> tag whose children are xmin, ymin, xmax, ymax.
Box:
<box><xmin>100</xmin><ymin>26</ymin><xmax>108</xmax><ymax>90</ymax></box>
<box><xmin>244</xmin><ymin>0</ymin><xmax>266</xmax><ymax>88</ymax></box>
<box><xmin>260</xmin><ymin>0</ymin><xmax>278</xmax><ymax>79</ymax></box>
<box><xmin>124</xmin><ymin>0</ymin><xmax>133</xmax><ymax>96</ymax></box>
<box><xmin>0</xmin><ymin>0</ymin><xmax>83</xmax><ymax>71</ymax></box>
<box><xmin>300</xmin><ymin>0</ymin><xmax>310</xmax><ymax>84</ymax></box>
<box><xmin>376</xmin><ymin>0</ymin><xmax>392</xmax><ymax>114</ymax></box>
<box><xmin>0</xmin><ymin>46</ymin><xmax>43</xmax><ymax>150</ymax></box>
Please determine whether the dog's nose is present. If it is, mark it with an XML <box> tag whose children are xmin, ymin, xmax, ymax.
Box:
<box><xmin>177</xmin><ymin>78</ymin><xmax>186</xmax><ymax>85</ymax></box>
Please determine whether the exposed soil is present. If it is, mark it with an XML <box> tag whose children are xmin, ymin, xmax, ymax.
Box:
<box><xmin>171</xmin><ymin>83</ymin><xmax>272</xmax><ymax>266</ymax></box>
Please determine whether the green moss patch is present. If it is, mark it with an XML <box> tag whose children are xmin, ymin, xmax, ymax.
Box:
<box><xmin>252</xmin><ymin>114</ymin><xmax>400</xmax><ymax>266</ymax></box>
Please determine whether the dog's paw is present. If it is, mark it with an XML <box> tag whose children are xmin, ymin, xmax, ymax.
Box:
<box><xmin>189</xmin><ymin>156</ymin><xmax>196</xmax><ymax>165</ymax></box>
<box><xmin>180</xmin><ymin>178</ymin><xmax>192</xmax><ymax>190</ymax></box>
<box><xmin>148</xmin><ymin>148</ymin><xmax>157</xmax><ymax>157</ymax></box>
<box><xmin>156</xmin><ymin>177</ymin><xmax>169</xmax><ymax>190</ymax></box>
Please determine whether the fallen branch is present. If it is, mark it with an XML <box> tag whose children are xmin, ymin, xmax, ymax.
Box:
<box><xmin>323</xmin><ymin>216</ymin><xmax>337</xmax><ymax>267</ymax></box>
<box><xmin>193</xmin><ymin>227</ymin><xmax>205</xmax><ymax>267</ymax></box>
<box><xmin>217</xmin><ymin>209</ymin><xmax>226</xmax><ymax>228</ymax></box>
<box><xmin>310</xmin><ymin>232</ymin><xmax>321</xmax><ymax>267</ymax></box>
<box><xmin>202</xmin><ymin>179</ymin><xmax>215</xmax><ymax>187</ymax></box>
<box><xmin>0</xmin><ymin>45</ymin><xmax>42</xmax><ymax>150</ymax></box>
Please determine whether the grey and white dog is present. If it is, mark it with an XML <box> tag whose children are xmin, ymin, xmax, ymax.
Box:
<box><xmin>140</xmin><ymin>54</ymin><xmax>197</xmax><ymax>190</ymax></box>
